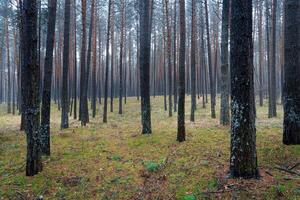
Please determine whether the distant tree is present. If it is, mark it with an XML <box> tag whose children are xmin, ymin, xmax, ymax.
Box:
<box><xmin>177</xmin><ymin>0</ymin><xmax>185</xmax><ymax>142</ymax></box>
<box><xmin>205</xmin><ymin>0</ymin><xmax>216</xmax><ymax>119</ymax></box>
<box><xmin>72</xmin><ymin>0</ymin><xmax>77</xmax><ymax>119</ymax></box>
<box><xmin>91</xmin><ymin>2</ymin><xmax>97</xmax><ymax>118</ymax></box>
<box><xmin>82</xmin><ymin>0</ymin><xmax>95</xmax><ymax>124</ymax></box>
<box><xmin>110</xmin><ymin>1</ymin><xmax>115</xmax><ymax>113</ymax></box>
<box><xmin>40</xmin><ymin>0</ymin><xmax>57</xmax><ymax>156</ymax></box>
<box><xmin>173</xmin><ymin>0</ymin><xmax>177</xmax><ymax>112</ymax></box>
<box><xmin>103</xmin><ymin>0</ymin><xmax>113</xmax><ymax>123</ymax></box>
<box><xmin>190</xmin><ymin>0</ymin><xmax>196</xmax><ymax>122</ymax></box>
<box><xmin>61</xmin><ymin>0</ymin><xmax>71</xmax><ymax>129</ymax></box>
<box><xmin>283</xmin><ymin>0</ymin><xmax>300</xmax><ymax>145</ymax></box>
<box><xmin>229</xmin><ymin>0</ymin><xmax>258</xmax><ymax>178</ymax></box>
<box><xmin>269</xmin><ymin>0</ymin><xmax>277</xmax><ymax>118</ymax></box>
<box><xmin>165</xmin><ymin>0</ymin><xmax>173</xmax><ymax>117</ymax></box>
<box><xmin>118</xmin><ymin>0</ymin><xmax>125</xmax><ymax>115</ymax></box>
<box><xmin>139</xmin><ymin>0</ymin><xmax>152</xmax><ymax>134</ymax></box>
<box><xmin>220</xmin><ymin>0</ymin><xmax>230</xmax><ymax>125</ymax></box>
<box><xmin>79</xmin><ymin>0</ymin><xmax>88</xmax><ymax>126</ymax></box>
<box><xmin>22</xmin><ymin>0</ymin><xmax>42</xmax><ymax>176</ymax></box>
<box><xmin>5</xmin><ymin>11</ymin><xmax>11</xmax><ymax>114</ymax></box>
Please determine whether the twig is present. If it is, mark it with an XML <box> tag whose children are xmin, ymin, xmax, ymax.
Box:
<box><xmin>289</xmin><ymin>163</ymin><xmax>300</xmax><ymax>170</ymax></box>
<box><xmin>275</xmin><ymin>166</ymin><xmax>300</xmax><ymax>176</ymax></box>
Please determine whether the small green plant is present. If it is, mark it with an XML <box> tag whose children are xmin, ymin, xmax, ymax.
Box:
<box><xmin>143</xmin><ymin>161</ymin><xmax>160</xmax><ymax>172</ymax></box>
<box><xmin>183</xmin><ymin>194</ymin><xmax>196</xmax><ymax>200</ymax></box>
<box><xmin>112</xmin><ymin>155</ymin><xmax>121</xmax><ymax>161</ymax></box>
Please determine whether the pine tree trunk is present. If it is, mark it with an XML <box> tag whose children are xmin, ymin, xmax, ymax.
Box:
<box><xmin>220</xmin><ymin>0</ymin><xmax>230</xmax><ymax>125</ymax></box>
<box><xmin>40</xmin><ymin>0</ymin><xmax>57</xmax><ymax>156</ymax></box>
<box><xmin>23</xmin><ymin>0</ymin><xmax>43</xmax><ymax>176</ymax></box>
<box><xmin>177</xmin><ymin>0</ymin><xmax>186</xmax><ymax>142</ymax></box>
<box><xmin>205</xmin><ymin>0</ymin><xmax>216</xmax><ymax>119</ymax></box>
<box><xmin>103</xmin><ymin>0</ymin><xmax>112</xmax><ymax>123</ymax></box>
<box><xmin>118</xmin><ymin>0</ymin><xmax>125</xmax><ymax>115</ymax></box>
<box><xmin>190</xmin><ymin>0</ymin><xmax>196</xmax><ymax>122</ymax></box>
<box><xmin>283</xmin><ymin>0</ymin><xmax>300</xmax><ymax>145</ymax></box>
<box><xmin>139</xmin><ymin>0</ymin><xmax>152</xmax><ymax>134</ymax></box>
<box><xmin>61</xmin><ymin>0</ymin><xmax>71</xmax><ymax>129</ymax></box>
<box><xmin>229</xmin><ymin>0</ymin><xmax>258</xmax><ymax>178</ymax></box>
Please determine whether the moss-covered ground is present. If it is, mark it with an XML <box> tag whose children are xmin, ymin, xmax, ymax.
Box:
<box><xmin>0</xmin><ymin>96</ymin><xmax>299</xmax><ymax>199</ymax></box>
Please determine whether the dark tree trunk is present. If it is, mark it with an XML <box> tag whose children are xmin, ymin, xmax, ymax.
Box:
<box><xmin>165</xmin><ymin>0</ymin><xmax>173</xmax><ymax>117</ymax></box>
<box><xmin>283</xmin><ymin>0</ymin><xmax>300</xmax><ymax>145</ymax></box>
<box><xmin>258</xmin><ymin>0</ymin><xmax>264</xmax><ymax>107</ymax></box>
<box><xmin>139</xmin><ymin>0</ymin><xmax>152</xmax><ymax>134</ymax></box>
<box><xmin>110</xmin><ymin>4</ymin><xmax>115</xmax><ymax>113</ymax></box>
<box><xmin>73</xmin><ymin>0</ymin><xmax>77</xmax><ymax>119</ymax></box>
<box><xmin>269</xmin><ymin>0</ymin><xmax>277</xmax><ymax>117</ymax></box>
<box><xmin>173</xmin><ymin>0</ymin><xmax>177</xmax><ymax>112</ymax></box>
<box><xmin>205</xmin><ymin>0</ymin><xmax>216</xmax><ymax>119</ymax></box>
<box><xmin>61</xmin><ymin>0</ymin><xmax>71</xmax><ymax>129</ymax></box>
<box><xmin>40</xmin><ymin>0</ymin><xmax>57</xmax><ymax>156</ymax></box>
<box><xmin>177</xmin><ymin>0</ymin><xmax>186</xmax><ymax>142</ymax></box>
<box><xmin>103</xmin><ymin>0</ymin><xmax>112</xmax><ymax>123</ymax></box>
<box><xmin>84</xmin><ymin>0</ymin><xmax>95</xmax><ymax>122</ymax></box>
<box><xmin>92</xmin><ymin>8</ymin><xmax>97</xmax><ymax>118</ymax></box>
<box><xmin>190</xmin><ymin>0</ymin><xmax>196</xmax><ymax>122</ymax></box>
<box><xmin>220</xmin><ymin>0</ymin><xmax>230</xmax><ymax>125</ymax></box>
<box><xmin>229</xmin><ymin>0</ymin><xmax>258</xmax><ymax>178</ymax></box>
<box><xmin>119</xmin><ymin>0</ymin><xmax>125</xmax><ymax>115</ymax></box>
<box><xmin>5</xmin><ymin>17</ymin><xmax>11</xmax><ymax>114</ymax></box>
<box><xmin>23</xmin><ymin>0</ymin><xmax>43</xmax><ymax>176</ymax></box>
<box><xmin>79</xmin><ymin>0</ymin><xmax>87</xmax><ymax>125</ymax></box>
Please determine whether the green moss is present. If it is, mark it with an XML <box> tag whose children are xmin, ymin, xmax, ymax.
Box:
<box><xmin>0</xmin><ymin>97</ymin><xmax>299</xmax><ymax>199</ymax></box>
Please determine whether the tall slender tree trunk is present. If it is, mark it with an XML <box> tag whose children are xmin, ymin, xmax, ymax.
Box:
<box><xmin>258</xmin><ymin>0</ymin><xmax>264</xmax><ymax>107</ymax></box>
<box><xmin>61</xmin><ymin>0</ymin><xmax>71</xmax><ymax>129</ymax></box>
<box><xmin>73</xmin><ymin>0</ymin><xmax>77</xmax><ymax>119</ymax></box>
<box><xmin>119</xmin><ymin>0</ymin><xmax>125</xmax><ymax>115</ymax></box>
<box><xmin>139</xmin><ymin>0</ymin><xmax>152</xmax><ymax>134</ymax></box>
<box><xmin>220</xmin><ymin>0</ymin><xmax>230</xmax><ymax>125</ymax></box>
<box><xmin>40</xmin><ymin>0</ymin><xmax>57</xmax><ymax>156</ymax></box>
<box><xmin>173</xmin><ymin>0</ymin><xmax>177</xmax><ymax>112</ymax></box>
<box><xmin>110</xmin><ymin>3</ymin><xmax>115</xmax><ymax>113</ymax></box>
<box><xmin>165</xmin><ymin>0</ymin><xmax>173</xmax><ymax>117</ymax></box>
<box><xmin>229</xmin><ymin>0</ymin><xmax>258</xmax><ymax>178</ymax></box>
<box><xmin>205</xmin><ymin>0</ymin><xmax>216</xmax><ymax>118</ymax></box>
<box><xmin>23</xmin><ymin>0</ymin><xmax>43</xmax><ymax>176</ymax></box>
<box><xmin>79</xmin><ymin>0</ymin><xmax>87</xmax><ymax>125</ymax></box>
<box><xmin>5</xmin><ymin>17</ymin><xmax>11</xmax><ymax>114</ymax></box>
<box><xmin>177</xmin><ymin>0</ymin><xmax>186</xmax><ymax>142</ymax></box>
<box><xmin>283</xmin><ymin>0</ymin><xmax>300</xmax><ymax>145</ymax></box>
<box><xmin>103</xmin><ymin>0</ymin><xmax>113</xmax><ymax>123</ymax></box>
<box><xmin>269</xmin><ymin>0</ymin><xmax>277</xmax><ymax>117</ymax></box>
<box><xmin>91</xmin><ymin>6</ymin><xmax>97</xmax><ymax>118</ymax></box>
<box><xmin>190</xmin><ymin>0</ymin><xmax>196</xmax><ymax>122</ymax></box>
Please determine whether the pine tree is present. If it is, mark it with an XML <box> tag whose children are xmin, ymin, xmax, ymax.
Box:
<box><xmin>229</xmin><ymin>0</ymin><xmax>258</xmax><ymax>178</ymax></box>
<box><xmin>283</xmin><ymin>0</ymin><xmax>300</xmax><ymax>145</ymax></box>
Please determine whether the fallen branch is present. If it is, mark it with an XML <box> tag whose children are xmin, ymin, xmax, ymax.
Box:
<box><xmin>275</xmin><ymin>166</ymin><xmax>300</xmax><ymax>176</ymax></box>
<box><xmin>289</xmin><ymin>163</ymin><xmax>300</xmax><ymax>170</ymax></box>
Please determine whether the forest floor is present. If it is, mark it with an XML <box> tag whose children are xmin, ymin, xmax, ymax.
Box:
<box><xmin>0</xmin><ymin>96</ymin><xmax>299</xmax><ymax>200</ymax></box>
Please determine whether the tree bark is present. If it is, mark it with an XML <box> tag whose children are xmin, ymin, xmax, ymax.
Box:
<box><xmin>177</xmin><ymin>0</ymin><xmax>186</xmax><ymax>142</ymax></box>
<box><xmin>40</xmin><ymin>0</ymin><xmax>57</xmax><ymax>155</ymax></box>
<box><xmin>61</xmin><ymin>0</ymin><xmax>71</xmax><ymax>129</ymax></box>
<box><xmin>283</xmin><ymin>0</ymin><xmax>300</xmax><ymax>145</ymax></box>
<box><xmin>205</xmin><ymin>0</ymin><xmax>216</xmax><ymax>119</ymax></box>
<box><xmin>229</xmin><ymin>0</ymin><xmax>258</xmax><ymax>178</ymax></box>
<box><xmin>190</xmin><ymin>0</ymin><xmax>196</xmax><ymax>122</ymax></box>
<box><xmin>23</xmin><ymin>0</ymin><xmax>43</xmax><ymax>176</ymax></box>
<box><xmin>139</xmin><ymin>0</ymin><xmax>152</xmax><ymax>134</ymax></box>
<box><xmin>220</xmin><ymin>0</ymin><xmax>230</xmax><ymax>125</ymax></box>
